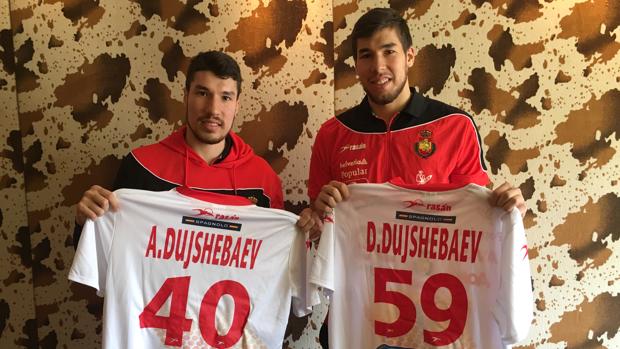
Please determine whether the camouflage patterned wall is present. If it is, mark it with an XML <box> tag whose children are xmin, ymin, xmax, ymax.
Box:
<box><xmin>0</xmin><ymin>0</ymin><xmax>618</xmax><ymax>348</ymax></box>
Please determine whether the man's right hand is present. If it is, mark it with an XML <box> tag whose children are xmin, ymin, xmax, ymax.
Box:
<box><xmin>75</xmin><ymin>185</ymin><xmax>120</xmax><ymax>226</ymax></box>
<box><xmin>313</xmin><ymin>180</ymin><xmax>350</xmax><ymax>214</ymax></box>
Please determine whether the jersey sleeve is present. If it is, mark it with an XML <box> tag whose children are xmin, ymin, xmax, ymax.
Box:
<box><xmin>68</xmin><ymin>211</ymin><xmax>116</xmax><ymax>297</ymax></box>
<box><xmin>492</xmin><ymin>208</ymin><xmax>534</xmax><ymax>345</ymax></box>
<box><xmin>308</xmin><ymin>212</ymin><xmax>335</xmax><ymax>304</ymax></box>
<box><xmin>449</xmin><ymin>116</ymin><xmax>489</xmax><ymax>186</ymax></box>
<box><xmin>308</xmin><ymin>123</ymin><xmax>334</xmax><ymax>202</ymax></box>
<box><xmin>288</xmin><ymin>227</ymin><xmax>313</xmax><ymax>317</ymax></box>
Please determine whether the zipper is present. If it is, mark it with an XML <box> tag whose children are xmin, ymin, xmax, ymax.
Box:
<box><xmin>385</xmin><ymin>112</ymin><xmax>398</xmax><ymax>180</ymax></box>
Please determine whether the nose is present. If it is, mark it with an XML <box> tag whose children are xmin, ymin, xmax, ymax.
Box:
<box><xmin>370</xmin><ymin>54</ymin><xmax>385</xmax><ymax>72</ymax></box>
<box><xmin>204</xmin><ymin>95</ymin><xmax>220</xmax><ymax>115</ymax></box>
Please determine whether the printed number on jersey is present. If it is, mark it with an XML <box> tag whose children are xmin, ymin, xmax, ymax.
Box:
<box><xmin>139</xmin><ymin>276</ymin><xmax>250</xmax><ymax>348</ymax></box>
<box><xmin>374</xmin><ymin>268</ymin><xmax>467</xmax><ymax>346</ymax></box>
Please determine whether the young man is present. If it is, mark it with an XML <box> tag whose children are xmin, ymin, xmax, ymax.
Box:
<box><xmin>308</xmin><ymin>8</ymin><xmax>526</xmax><ymax>348</ymax></box>
<box><xmin>74</xmin><ymin>50</ymin><xmax>314</xmax><ymax>244</ymax></box>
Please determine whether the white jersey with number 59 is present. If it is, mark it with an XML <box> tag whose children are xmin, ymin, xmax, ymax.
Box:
<box><xmin>309</xmin><ymin>182</ymin><xmax>533</xmax><ymax>349</ymax></box>
<box><xmin>69</xmin><ymin>188</ymin><xmax>311</xmax><ymax>349</ymax></box>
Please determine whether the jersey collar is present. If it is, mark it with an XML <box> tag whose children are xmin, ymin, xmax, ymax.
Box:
<box><xmin>175</xmin><ymin>186</ymin><xmax>253</xmax><ymax>206</ymax></box>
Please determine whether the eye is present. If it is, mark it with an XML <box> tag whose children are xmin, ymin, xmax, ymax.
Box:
<box><xmin>222</xmin><ymin>95</ymin><xmax>233</xmax><ymax>101</ymax></box>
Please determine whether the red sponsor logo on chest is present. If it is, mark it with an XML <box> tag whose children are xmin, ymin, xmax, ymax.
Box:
<box><xmin>403</xmin><ymin>200</ymin><xmax>452</xmax><ymax>212</ymax></box>
<box><xmin>193</xmin><ymin>208</ymin><xmax>240</xmax><ymax>220</ymax></box>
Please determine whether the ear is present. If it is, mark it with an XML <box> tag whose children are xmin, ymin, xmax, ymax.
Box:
<box><xmin>183</xmin><ymin>88</ymin><xmax>188</xmax><ymax>105</ymax></box>
<box><xmin>406</xmin><ymin>47</ymin><xmax>415</xmax><ymax>68</ymax></box>
<box><xmin>233</xmin><ymin>98</ymin><xmax>240</xmax><ymax>118</ymax></box>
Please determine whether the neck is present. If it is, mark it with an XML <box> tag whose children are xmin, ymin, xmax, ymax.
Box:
<box><xmin>185</xmin><ymin>131</ymin><xmax>226</xmax><ymax>165</ymax></box>
<box><xmin>368</xmin><ymin>85</ymin><xmax>412</xmax><ymax>123</ymax></box>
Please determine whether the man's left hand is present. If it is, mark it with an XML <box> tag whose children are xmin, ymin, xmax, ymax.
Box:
<box><xmin>297</xmin><ymin>207</ymin><xmax>319</xmax><ymax>234</ymax></box>
<box><xmin>489</xmin><ymin>182</ymin><xmax>526</xmax><ymax>217</ymax></box>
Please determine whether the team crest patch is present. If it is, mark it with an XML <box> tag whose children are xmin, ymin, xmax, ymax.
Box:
<box><xmin>414</xmin><ymin>130</ymin><xmax>436</xmax><ymax>158</ymax></box>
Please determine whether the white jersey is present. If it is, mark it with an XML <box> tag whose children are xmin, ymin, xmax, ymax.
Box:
<box><xmin>69</xmin><ymin>188</ymin><xmax>311</xmax><ymax>349</ymax></box>
<box><xmin>310</xmin><ymin>183</ymin><xmax>533</xmax><ymax>349</ymax></box>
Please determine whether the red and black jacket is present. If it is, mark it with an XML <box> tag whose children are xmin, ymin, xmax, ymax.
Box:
<box><xmin>308</xmin><ymin>88</ymin><xmax>489</xmax><ymax>201</ymax></box>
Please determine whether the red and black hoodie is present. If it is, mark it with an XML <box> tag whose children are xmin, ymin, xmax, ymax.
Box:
<box><xmin>73</xmin><ymin>126</ymin><xmax>283</xmax><ymax>247</ymax></box>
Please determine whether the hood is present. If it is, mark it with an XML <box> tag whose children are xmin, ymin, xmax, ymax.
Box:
<box><xmin>159</xmin><ymin>126</ymin><xmax>255</xmax><ymax>168</ymax></box>
<box><xmin>159</xmin><ymin>126</ymin><xmax>256</xmax><ymax>190</ymax></box>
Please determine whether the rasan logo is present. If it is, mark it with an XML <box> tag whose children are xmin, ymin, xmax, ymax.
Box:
<box><xmin>193</xmin><ymin>208</ymin><xmax>214</xmax><ymax>217</ymax></box>
<box><xmin>192</xmin><ymin>208</ymin><xmax>240</xmax><ymax>221</ymax></box>
<box><xmin>403</xmin><ymin>199</ymin><xmax>425</xmax><ymax>208</ymax></box>
<box><xmin>339</xmin><ymin>143</ymin><xmax>366</xmax><ymax>153</ymax></box>
<box><xmin>403</xmin><ymin>200</ymin><xmax>452</xmax><ymax>212</ymax></box>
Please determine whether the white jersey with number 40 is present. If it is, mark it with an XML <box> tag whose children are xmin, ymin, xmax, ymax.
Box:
<box><xmin>310</xmin><ymin>182</ymin><xmax>533</xmax><ymax>349</ymax></box>
<box><xmin>69</xmin><ymin>188</ymin><xmax>311</xmax><ymax>349</ymax></box>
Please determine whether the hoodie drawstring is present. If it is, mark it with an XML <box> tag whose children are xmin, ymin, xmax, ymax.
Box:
<box><xmin>231</xmin><ymin>165</ymin><xmax>237</xmax><ymax>196</ymax></box>
<box><xmin>184</xmin><ymin>146</ymin><xmax>189</xmax><ymax>188</ymax></box>
<box><xmin>184</xmin><ymin>138</ymin><xmax>237</xmax><ymax>196</ymax></box>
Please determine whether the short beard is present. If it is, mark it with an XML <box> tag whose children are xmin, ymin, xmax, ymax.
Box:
<box><xmin>189</xmin><ymin>125</ymin><xmax>226</xmax><ymax>144</ymax></box>
<box><xmin>185</xmin><ymin>112</ymin><xmax>227</xmax><ymax>145</ymax></box>
<box><xmin>365</xmin><ymin>76</ymin><xmax>407</xmax><ymax>105</ymax></box>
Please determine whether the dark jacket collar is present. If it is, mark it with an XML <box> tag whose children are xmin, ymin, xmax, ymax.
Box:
<box><xmin>337</xmin><ymin>87</ymin><xmax>428</xmax><ymax>132</ymax></box>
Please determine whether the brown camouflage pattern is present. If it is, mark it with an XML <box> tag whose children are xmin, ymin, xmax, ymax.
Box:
<box><xmin>0</xmin><ymin>0</ymin><xmax>618</xmax><ymax>348</ymax></box>
<box><xmin>1</xmin><ymin>1</ymin><xmax>39</xmax><ymax>347</ymax></box>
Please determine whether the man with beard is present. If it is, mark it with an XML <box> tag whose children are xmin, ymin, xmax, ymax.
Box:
<box><xmin>307</xmin><ymin>8</ymin><xmax>526</xmax><ymax>348</ymax></box>
<box><xmin>74</xmin><ymin>50</ymin><xmax>314</xmax><ymax>245</ymax></box>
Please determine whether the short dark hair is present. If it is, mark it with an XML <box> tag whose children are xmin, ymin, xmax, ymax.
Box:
<box><xmin>351</xmin><ymin>8</ymin><xmax>413</xmax><ymax>59</ymax></box>
<box><xmin>185</xmin><ymin>51</ymin><xmax>242</xmax><ymax>97</ymax></box>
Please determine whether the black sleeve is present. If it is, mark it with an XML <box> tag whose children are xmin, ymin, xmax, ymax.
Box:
<box><xmin>113</xmin><ymin>153</ymin><xmax>146</xmax><ymax>190</ymax></box>
<box><xmin>73</xmin><ymin>153</ymin><xmax>135</xmax><ymax>250</ymax></box>
<box><xmin>72</xmin><ymin>223</ymin><xmax>83</xmax><ymax>251</ymax></box>
<box><xmin>73</xmin><ymin>153</ymin><xmax>178</xmax><ymax>249</ymax></box>
<box><xmin>114</xmin><ymin>153</ymin><xmax>177</xmax><ymax>192</ymax></box>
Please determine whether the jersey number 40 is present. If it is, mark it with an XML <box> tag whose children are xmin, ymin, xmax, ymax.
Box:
<box><xmin>139</xmin><ymin>276</ymin><xmax>250</xmax><ymax>348</ymax></box>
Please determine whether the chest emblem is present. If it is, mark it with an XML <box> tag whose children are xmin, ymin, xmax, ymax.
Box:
<box><xmin>414</xmin><ymin>130</ymin><xmax>436</xmax><ymax>158</ymax></box>
<box><xmin>416</xmin><ymin>170</ymin><xmax>433</xmax><ymax>185</ymax></box>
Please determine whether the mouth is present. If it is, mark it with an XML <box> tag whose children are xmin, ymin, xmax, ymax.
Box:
<box><xmin>198</xmin><ymin>118</ymin><xmax>223</xmax><ymax>130</ymax></box>
<box><xmin>369</xmin><ymin>75</ymin><xmax>392</xmax><ymax>87</ymax></box>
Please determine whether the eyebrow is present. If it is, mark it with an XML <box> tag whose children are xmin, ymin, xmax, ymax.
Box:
<box><xmin>193</xmin><ymin>84</ymin><xmax>210</xmax><ymax>91</ymax></box>
<box><xmin>358</xmin><ymin>42</ymin><xmax>398</xmax><ymax>53</ymax></box>
<box><xmin>193</xmin><ymin>84</ymin><xmax>236</xmax><ymax>97</ymax></box>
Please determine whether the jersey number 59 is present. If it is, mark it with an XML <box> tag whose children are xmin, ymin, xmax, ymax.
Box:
<box><xmin>374</xmin><ymin>268</ymin><xmax>467</xmax><ymax>346</ymax></box>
